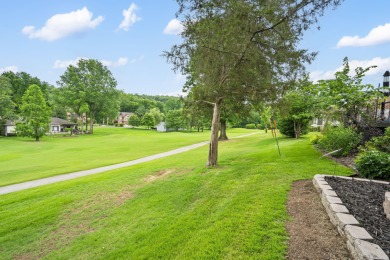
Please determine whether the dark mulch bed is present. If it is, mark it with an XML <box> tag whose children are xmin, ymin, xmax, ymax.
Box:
<box><xmin>325</xmin><ymin>176</ymin><xmax>390</xmax><ymax>257</ymax></box>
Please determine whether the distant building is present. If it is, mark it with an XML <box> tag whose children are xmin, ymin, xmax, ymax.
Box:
<box><xmin>50</xmin><ymin>117</ymin><xmax>78</xmax><ymax>133</ymax></box>
<box><xmin>116</xmin><ymin>112</ymin><xmax>134</xmax><ymax>125</ymax></box>
<box><xmin>2</xmin><ymin>120</ymin><xmax>16</xmax><ymax>136</ymax></box>
<box><xmin>157</xmin><ymin>122</ymin><xmax>174</xmax><ymax>132</ymax></box>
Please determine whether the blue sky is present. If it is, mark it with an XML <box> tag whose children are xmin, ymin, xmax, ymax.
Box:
<box><xmin>1</xmin><ymin>0</ymin><xmax>390</xmax><ymax>96</ymax></box>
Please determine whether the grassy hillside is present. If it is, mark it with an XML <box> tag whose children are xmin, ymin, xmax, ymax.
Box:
<box><xmin>0</xmin><ymin>132</ymin><xmax>352</xmax><ymax>259</ymax></box>
<box><xmin>0</xmin><ymin>127</ymin><xmax>255</xmax><ymax>186</ymax></box>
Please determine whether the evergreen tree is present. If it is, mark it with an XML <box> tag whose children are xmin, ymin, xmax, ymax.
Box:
<box><xmin>16</xmin><ymin>84</ymin><xmax>51</xmax><ymax>141</ymax></box>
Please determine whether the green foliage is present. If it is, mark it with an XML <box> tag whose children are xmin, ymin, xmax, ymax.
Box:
<box><xmin>141</xmin><ymin>113</ymin><xmax>154</xmax><ymax>129</ymax></box>
<box><xmin>364</xmin><ymin>127</ymin><xmax>390</xmax><ymax>153</ymax></box>
<box><xmin>165</xmin><ymin>109</ymin><xmax>185</xmax><ymax>131</ymax></box>
<box><xmin>15</xmin><ymin>84</ymin><xmax>51</xmax><ymax>141</ymax></box>
<box><xmin>57</xmin><ymin>59</ymin><xmax>119</xmax><ymax>133</ymax></box>
<box><xmin>149</xmin><ymin>108</ymin><xmax>164</xmax><ymax>126</ymax></box>
<box><xmin>165</xmin><ymin>0</ymin><xmax>342</xmax><ymax>165</ymax></box>
<box><xmin>119</xmin><ymin>92</ymin><xmax>177</xmax><ymax>114</ymax></box>
<box><xmin>0</xmin><ymin>76</ymin><xmax>16</xmax><ymax>133</ymax></box>
<box><xmin>278</xmin><ymin>85</ymin><xmax>314</xmax><ymax>138</ymax></box>
<box><xmin>317</xmin><ymin>126</ymin><xmax>362</xmax><ymax>157</ymax></box>
<box><xmin>278</xmin><ymin>117</ymin><xmax>310</xmax><ymax>138</ymax></box>
<box><xmin>128</xmin><ymin>114</ymin><xmax>141</xmax><ymax>126</ymax></box>
<box><xmin>1</xmin><ymin>71</ymin><xmax>51</xmax><ymax>112</ymax></box>
<box><xmin>355</xmin><ymin>150</ymin><xmax>390</xmax><ymax>179</ymax></box>
<box><xmin>260</xmin><ymin>105</ymin><xmax>272</xmax><ymax>130</ymax></box>
<box><xmin>245</xmin><ymin>123</ymin><xmax>256</xmax><ymax>129</ymax></box>
<box><xmin>315</xmin><ymin>57</ymin><xmax>380</xmax><ymax>128</ymax></box>
<box><xmin>310</xmin><ymin>133</ymin><xmax>323</xmax><ymax>145</ymax></box>
<box><xmin>164</xmin><ymin>97</ymin><xmax>182</xmax><ymax>112</ymax></box>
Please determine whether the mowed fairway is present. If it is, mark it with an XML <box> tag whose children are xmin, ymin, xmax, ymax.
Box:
<box><xmin>0</xmin><ymin>127</ymin><xmax>255</xmax><ymax>186</ymax></box>
<box><xmin>0</xmin><ymin>132</ymin><xmax>352</xmax><ymax>259</ymax></box>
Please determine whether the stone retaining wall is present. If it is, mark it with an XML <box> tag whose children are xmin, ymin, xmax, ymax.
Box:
<box><xmin>385</xmin><ymin>192</ymin><xmax>390</xmax><ymax>220</ymax></box>
<box><xmin>313</xmin><ymin>174</ymin><xmax>389</xmax><ymax>260</ymax></box>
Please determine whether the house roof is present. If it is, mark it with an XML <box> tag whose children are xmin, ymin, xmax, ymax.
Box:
<box><xmin>3</xmin><ymin>120</ymin><xmax>16</xmax><ymax>126</ymax></box>
<box><xmin>50</xmin><ymin>117</ymin><xmax>77</xmax><ymax>126</ymax></box>
<box><xmin>118</xmin><ymin>112</ymin><xmax>133</xmax><ymax>117</ymax></box>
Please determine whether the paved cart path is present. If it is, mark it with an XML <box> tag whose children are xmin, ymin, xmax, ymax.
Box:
<box><xmin>0</xmin><ymin>133</ymin><xmax>259</xmax><ymax>195</ymax></box>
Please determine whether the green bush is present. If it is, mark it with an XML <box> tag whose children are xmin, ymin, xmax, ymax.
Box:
<box><xmin>317</xmin><ymin>126</ymin><xmax>362</xmax><ymax>157</ymax></box>
<box><xmin>245</xmin><ymin>124</ymin><xmax>256</xmax><ymax>129</ymax></box>
<box><xmin>278</xmin><ymin>117</ymin><xmax>309</xmax><ymax>138</ymax></box>
<box><xmin>364</xmin><ymin>127</ymin><xmax>390</xmax><ymax>153</ymax></box>
<box><xmin>355</xmin><ymin>150</ymin><xmax>390</xmax><ymax>179</ymax></box>
<box><xmin>310</xmin><ymin>133</ymin><xmax>323</xmax><ymax>145</ymax></box>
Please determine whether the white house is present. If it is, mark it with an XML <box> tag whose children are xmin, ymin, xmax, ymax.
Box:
<box><xmin>157</xmin><ymin>122</ymin><xmax>167</xmax><ymax>132</ymax></box>
<box><xmin>2</xmin><ymin>120</ymin><xmax>16</xmax><ymax>136</ymax></box>
<box><xmin>157</xmin><ymin>122</ymin><xmax>174</xmax><ymax>132</ymax></box>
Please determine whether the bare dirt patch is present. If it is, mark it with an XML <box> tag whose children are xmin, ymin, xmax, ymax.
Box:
<box><xmin>286</xmin><ymin>180</ymin><xmax>351</xmax><ymax>259</ymax></box>
<box><xmin>144</xmin><ymin>169</ymin><xmax>177</xmax><ymax>182</ymax></box>
<box><xmin>114</xmin><ymin>189</ymin><xmax>135</xmax><ymax>206</ymax></box>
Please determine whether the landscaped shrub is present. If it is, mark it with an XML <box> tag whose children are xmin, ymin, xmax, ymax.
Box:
<box><xmin>245</xmin><ymin>123</ymin><xmax>256</xmax><ymax>129</ymax></box>
<box><xmin>317</xmin><ymin>126</ymin><xmax>362</xmax><ymax>157</ymax></box>
<box><xmin>278</xmin><ymin>117</ymin><xmax>309</xmax><ymax>138</ymax></box>
<box><xmin>364</xmin><ymin>127</ymin><xmax>390</xmax><ymax>153</ymax></box>
<box><xmin>355</xmin><ymin>150</ymin><xmax>390</xmax><ymax>179</ymax></box>
<box><xmin>310</xmin><ymin>133</ymin><xmax>323</xmax><ymax>145</ymax></box>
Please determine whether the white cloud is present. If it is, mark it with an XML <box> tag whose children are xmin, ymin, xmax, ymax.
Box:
<box><xmin>101</xmin><ymin>57</ymin><xmax>128</xmax><ymax>67</ymax></box>
<box><xmin>337</xmin><ymin>23</ymin><xmax>390</xmax><ymax>48</ymax></box>
<box><xmin>309</xmin><ymin>57</ymin><xmax>390</xmax><ymax>82</ymax></box>
<box><xmin>22</xmin><ymin>7</ymin><xmax>104</xmax><ymax>41</ymax></box>
<box><xmin>0</xmin><ymin>66</ymin><xmax>18</xmax><ymax>73</ymax></box>
<box><xmin>163</xmin><ymin>19</ymin><xmax>184</xmax><ymax>35</ymax></box>
<box><xmin>53</xmin><ymin>57</ymin><xmax>85</xmax><ymax>69</ymax></box>
<box><xmin>54</xmin><ymin>57</ymin><xmax>130</xmax><ymax>69</ymax></box>
<box><xmin>118</xmin><ymin>3</ymin><xmax>141</xmax><ymax>31</ymax></box>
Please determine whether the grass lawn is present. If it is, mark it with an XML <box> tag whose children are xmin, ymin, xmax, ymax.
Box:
<box><xmin>0</xmin><ymin>127</ymin><xmax>256</xmax><ymax>186</ymax></box>
<box><xmin>0</xmin><ymin>132</ymin><xmax>352</xmax><ymax>259</ymax></box>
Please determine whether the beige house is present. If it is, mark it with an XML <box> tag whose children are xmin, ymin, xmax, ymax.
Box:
<box><xmin>116</xmin><ymin>112</ymin><xmax>134</xmax><ymax>125</ymax></box>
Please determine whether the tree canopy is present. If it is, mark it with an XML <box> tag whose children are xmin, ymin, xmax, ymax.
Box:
<box><xmin>316</xmin><ymin>57</ymin><xmax>380</xmax><ymax>128</ymax></box>
<box><xmin>0</xmin><ymin>76</ymin><xmax>15</xmax><ymax>125</ymax></box>
<box><xmin>166</xmin><ymin>0</ymin><xmax>342</xmax><ymax>166</ymax></box>
<box><xmin>1</xmin><ymin>71</ymin><xmax>51</xmax><ymax>112</ymax></box>
<box><xmin>57</xmin><ymin>59</ymin><xmax>119</xmax><ymax>133</ymax></box>
<box><xmin>16</xmin><ymin>84</ymin><xmax>51</xmax><ymax>141</ymax></box>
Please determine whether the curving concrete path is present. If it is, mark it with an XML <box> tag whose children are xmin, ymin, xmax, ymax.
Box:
<box><xmin>0</xmin><ymin>132</ymin><xmax>259</xmax><ymax>195</ymax></box>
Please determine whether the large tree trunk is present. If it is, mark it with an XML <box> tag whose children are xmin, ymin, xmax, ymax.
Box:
<box><xmin>218</xmin><ymin>119</ymin><xmax>228</xmax><ymax>141</ymax></box>
<box><xmin>207</xmin><ymin>97</ymin><xmax>223</xmax><ymax>167</ymax></box>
